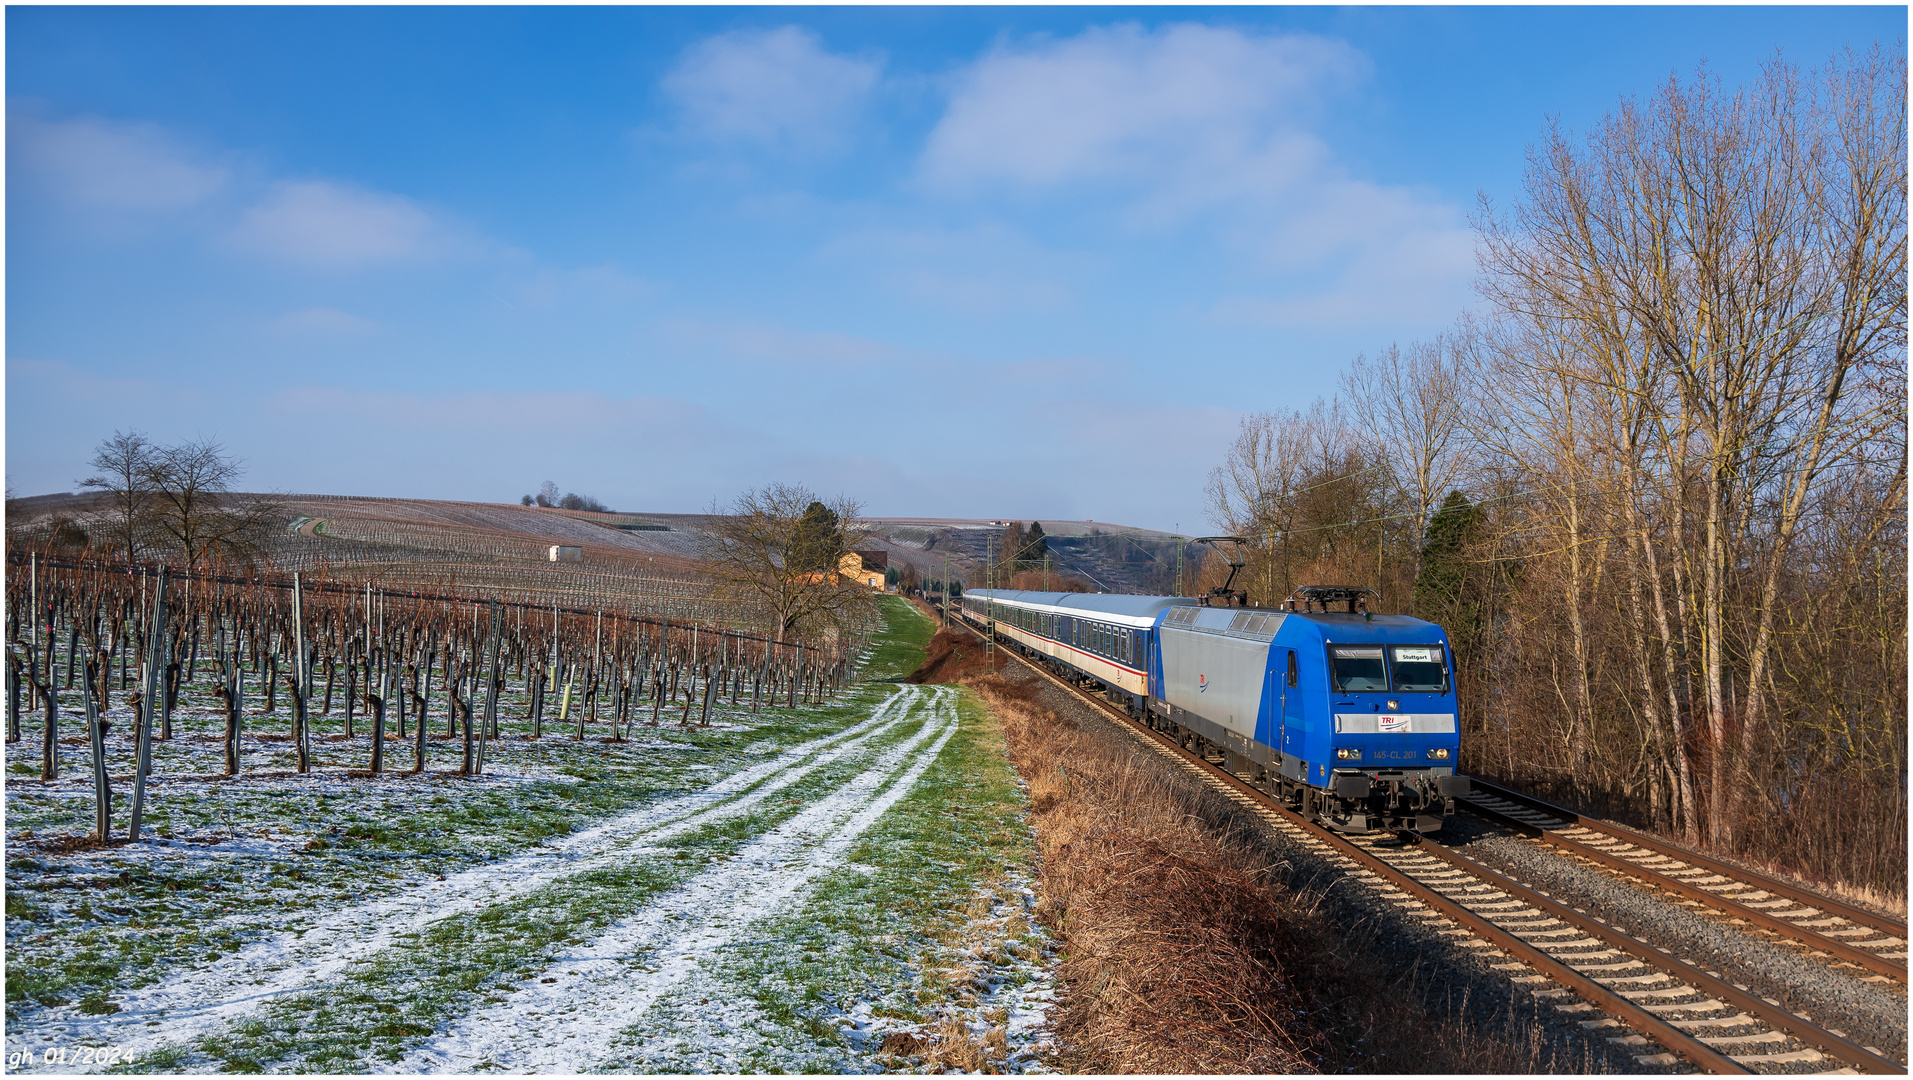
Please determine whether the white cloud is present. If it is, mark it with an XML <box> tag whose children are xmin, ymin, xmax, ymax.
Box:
<box><xmin>230</xmin><ymin>181</ymin><xmax>454</xmax><ymax>268</ymax></box>
<box><xmin>663</xmin><ymin>26</ymin><xmax>881</xmax><ymax>149</ymax></box>
<box><xmin>1210</xmin><ymin>178</ymin><xmax>1476</xmax><ymax>328</ymax></box>
<box><xmin>920</xmin><ymin>23</ymin><xmax>1363</xmax><ymax>201</ymax></box>
<box><xmin>815</xmin><ymin>224</ymin><xmax>1081</xmax><ymax>316</ymax></box>
<box><xmin>8</xmin><ymin>114</ymin><xmax>228</xmax><ymax>210</ymax></box>
<box><xmin>919</xmin><ymin>23</ymin><xmax>1474</xmax><ymax>328</ymax></box>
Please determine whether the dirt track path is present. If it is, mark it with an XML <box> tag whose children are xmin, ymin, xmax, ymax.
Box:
<box><xmin>391</xmin><ymin>685</ymin><xmax>959</xmax><ymax>1072</ymax></box>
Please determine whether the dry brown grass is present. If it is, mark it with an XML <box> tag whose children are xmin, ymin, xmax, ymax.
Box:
<box><xmin>930</xmin><ymin>1016</ymin><xmax>989</xmax><ymax>1072</ymax></box>
<box><xmin>972</xmin><ymin>675</ymin><xmax>1316</xmax><ymax>1074</ymax></box>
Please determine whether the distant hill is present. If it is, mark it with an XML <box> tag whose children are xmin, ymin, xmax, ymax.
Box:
<box><xmin>8</xmin><ymin>494</ymin><xmax>1209</xmax><ymax>601</ymax></box>
<box><xmin>859</xmin><ymin>517</ymin><xmax>1202</xmax><ymax>594</ymax></box>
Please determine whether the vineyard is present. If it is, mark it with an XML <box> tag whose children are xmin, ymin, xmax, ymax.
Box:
<box><xmin>5</xmin><ymin>590</ymin><xmax>1058</xmax><ymax>1073</ymax></box>
<box><xmin>5</xmin><ymin>551</ymin><xmax>869</xmax><ymax>844</ymax></box>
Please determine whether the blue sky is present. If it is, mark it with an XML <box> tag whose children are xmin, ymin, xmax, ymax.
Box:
<box><xmin>6</xmin><ymin>6</ymin><xmax>1901</xmax><ymax>531</ymax></box>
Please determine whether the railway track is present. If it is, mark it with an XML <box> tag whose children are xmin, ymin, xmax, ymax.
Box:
<box><xmin>942</xmin><ymin>608</ymin><xmax>1905</xmax><ymax>1076</ymax></box>
<box><xmin>1460</xmin><ymin>785</ymin><xmax>1908</xmax><ymax>985</ymax></box>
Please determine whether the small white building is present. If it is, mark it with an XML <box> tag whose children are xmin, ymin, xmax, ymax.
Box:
<box><xmin>549</xmin><ymin>545</ymin><xmax>583</xmax><ymax>563</ymax></box>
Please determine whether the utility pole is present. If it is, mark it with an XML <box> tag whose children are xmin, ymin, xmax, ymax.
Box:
<box><xmin>1043</xmin><ymin>552</ymin><xmax>1051</xmax><ymax>591</ymax></box>
<box><xmin>985</xmin><ymin>536</ymin><xmax>996</xmax><ymax>676</ymax></box>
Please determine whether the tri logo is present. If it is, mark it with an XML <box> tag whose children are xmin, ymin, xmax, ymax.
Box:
<box><xmin>1198</xmin><ymin>673</ymin><xmax>1208</xmax><ymax>693</ymax></box>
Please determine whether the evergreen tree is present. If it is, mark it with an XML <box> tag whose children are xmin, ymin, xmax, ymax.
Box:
<box><xmin>999</xmin><ymin>522</ymin><xmax>1028</xmax><ymax>573</ymax></box>
<box><xmin>792</xmin><ymin>501</ymin><xmax>845</xmax><ymax>572</ymax></box>
<box><xmin>1413</xmin><ymin>491</ymin><xmax>1488</xmax><ymax>657</ymax></box>
<box><xmin>1023</xmin><ymin>521</ymin><xmax>1048</xmax><ymax>569</ymax></box>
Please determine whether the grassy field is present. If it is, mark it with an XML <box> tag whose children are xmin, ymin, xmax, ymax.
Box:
<box><xmin>4</xmin><ymin>597</ymin><xmax>1058</xmax><ymax>1074</ymax></box>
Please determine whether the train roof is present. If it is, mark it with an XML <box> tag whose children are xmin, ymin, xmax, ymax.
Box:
<box><xmin>967</xmin><ymin>590</ymin><xmax>1448</xmax><ymax>637</ymax></box>
<box><xmin>965</xmin><ymin>589</ymin><xmax>1197</xmax><ymax>627</ymax></box>
<box><xmin>1282</xmin><ymin>611</ymin><xmax>1449</xmax><ymax>644</ymax></box>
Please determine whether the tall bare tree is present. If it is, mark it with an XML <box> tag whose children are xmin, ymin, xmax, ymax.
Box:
<box><xmin>79</xmin><ymin>430</ymin><xmax>158</xmax><ymax>564</ymax></box>
<box><xmin>1476</xmin><ymin>50</ymin><xmax>1906</xmax><ymax>844</ymax></box>
<box><xmin>144</xmin><ymin>438</ymin><xmax>279</xmax><ymax>565</ymax></box>
<box><xmin>1341</xmin><ymin>327</ymin><xmax>1475</xmax><ymax>572</ymax></box>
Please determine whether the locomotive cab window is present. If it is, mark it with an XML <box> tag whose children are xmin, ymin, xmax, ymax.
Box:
<box><xmin>1389</xmin><ymin>645</ymin><xmax>1448</xmax><ymax>693</ymax></box>
<box><xmin>1329</xmin><ymin>646</ymin><xmax>1388</xmax><ymax>692</ymax></box>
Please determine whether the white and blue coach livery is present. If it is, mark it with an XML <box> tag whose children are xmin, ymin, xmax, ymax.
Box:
<box><xmin>959</xmin><ymin>585</ymin><xmax>1469</xmax><ymax>833</ymax></box>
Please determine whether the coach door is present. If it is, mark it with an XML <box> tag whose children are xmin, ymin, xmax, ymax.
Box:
<box><xmin>1280</xmin><ymin>649</ymin><xmax>1301</xmax><ymax>761</ymax></box>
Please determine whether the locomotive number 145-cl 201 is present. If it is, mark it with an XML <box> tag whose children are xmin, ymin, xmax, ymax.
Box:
<box><xmin>959</xmin><ymin>584</ymin><xmax>1470</xmax><ymax>833</ymax></box>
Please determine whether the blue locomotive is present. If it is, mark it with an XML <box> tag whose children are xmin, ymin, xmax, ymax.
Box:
<box><xmin>958</xmin><ymin>581</ymin><xmax>1468</xmax><ymax>832</ymax></box>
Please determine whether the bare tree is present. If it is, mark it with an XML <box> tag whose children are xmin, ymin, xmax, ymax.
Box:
<box><xmin>702</xmin><ymin>483</ymin><xmax>877</xmax><ymax>642</ymax></box>
<box><xmin>1341</xmin><ymin>327</ymin><xmax>1474</xmax><ymax>572</ymax></box>
<box><xmin>1206</xmin><ymin>401</ymin><xmax>1404</xmax><ymax>607</ymax></box>
<box><xmin>1474</xmin><ymin>49</ymin><xmax>1907</xmax><ymax>845</ymax></box>
<box><xmin>79</xmin><ymin>430</ymin><xmax>158</xmax><ymax>563</ymax></box>
<box><xmin>144</xmin><ymin>438</ymin><xmax>279</xmax><ymax>565</ymax></box>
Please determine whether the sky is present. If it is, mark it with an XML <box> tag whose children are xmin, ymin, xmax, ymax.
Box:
<box><xmin>5</xmin><ymin>6</ymin><xmax>1902</xmax><ymax>532</ymax></box>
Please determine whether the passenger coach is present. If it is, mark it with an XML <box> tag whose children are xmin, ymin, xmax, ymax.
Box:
<box><xmin>959</xmin><ymin>587</ymin><xmax>1469</xmax><ymax>832</ymax></box>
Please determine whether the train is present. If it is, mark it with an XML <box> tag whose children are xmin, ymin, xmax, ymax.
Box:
<box><xmin>956</xmin><ymin>581</ymin><xmax>1469</xmax><ymax>833</ymax></box>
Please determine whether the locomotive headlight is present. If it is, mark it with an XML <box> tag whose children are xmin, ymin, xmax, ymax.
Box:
<box><xmin>1336</xmin><ymin>748</ymin><xmax>1361</xmax><ymax>761</ymax></box>
<box><xmin>1429</xmin><ymin>748</ymin><xmax>1450</xmax><ymax>760</ymax></box>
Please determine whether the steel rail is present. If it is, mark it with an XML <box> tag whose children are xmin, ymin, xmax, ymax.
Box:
<box><xmin>1467</xmin><ymin>778</ymin><xmax>1907</xmax><ymax>942</ymax></box>
<box><xmin>1461</xmin><ymin>795</ymin><xmax>1907</xmax><ymax>982</ymax></box>
<box><xmin>1407</xmin><ymin>838</ymin><xmax>1902</xmax><ymax>1074</ymax></box>
<box><xmin>941</xmin><ymin>605</ymin><xmax>1904</xmax><ymax>1076</ymax></box>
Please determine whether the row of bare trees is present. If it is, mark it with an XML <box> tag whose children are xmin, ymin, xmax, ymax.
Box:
<box><xmin>6</xmin><ymin>552</ymin><xmax>864</xmax><ymax>843</ymax></box>
<box><xmin>74</xmin><ymin>431</ymin><xmax>280</xmax><ymax>566</ymax></box>
<box><xmin>1207</xmin><ymin>52</ymin><xmax>1906</xmax><ymax>895</ymax></box>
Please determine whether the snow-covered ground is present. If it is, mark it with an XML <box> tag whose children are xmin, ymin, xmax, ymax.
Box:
<box><xmin>392</xmin><ymin>686</ymin><xmax>961</xmax><ymax>1072</ymax></box>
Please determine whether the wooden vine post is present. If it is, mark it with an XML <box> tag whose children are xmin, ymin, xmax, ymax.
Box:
<box><xmin>128</xmin><ymin>568</ymin><xmax>167</xmax><ymax>841</ymax></box>
<box><xmin>292</xmin><ymin>573</ymin><xmax>311</xmax><ymax>773</ymax></box>
<box><xmin>84</xmin><ymin>658</ymin><xmax>110</xmax><ymax>839</ymax></box>
<box><xmin>478</xmin><ymin>599</ymin><xmax>502</xmax><ymax>776</ymax></box>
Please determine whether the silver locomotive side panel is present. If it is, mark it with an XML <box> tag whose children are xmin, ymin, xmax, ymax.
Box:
<box><xmin>1160</xmin><ymin>625</ymin><xmax>1270</xmax><ymax>739</ymax></box>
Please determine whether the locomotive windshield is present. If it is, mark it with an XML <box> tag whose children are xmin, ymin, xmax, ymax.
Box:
<box><xmin>1329</xmin><ymin>646</ymin><xmax>1387</xmax><ymax>691</ymax></box>
<box><xmin>1389</xmin><ymin>645</ymin><xmax>1448</xmax><ymax>692</ymax></box>
<box><xmin>1330</xmin><ymin>644</ymin><xmax>1450</xmax><ymax>693</ymax></box>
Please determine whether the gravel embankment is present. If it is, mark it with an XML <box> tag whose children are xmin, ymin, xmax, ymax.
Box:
<box><xmin>1447</xmin><ymin>817</ymin><xmax>1909</xmax><ymax>1063</ymax></box>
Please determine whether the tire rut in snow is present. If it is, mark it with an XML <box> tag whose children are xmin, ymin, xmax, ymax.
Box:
<box><xmin>391</xmin><ymin>685</ymin><xmax>962</xmax><ymax>1073</ymax></box>
<box><xmin>13</xmin><ymin>686</ymin><xmax>922</xmax><ymax>1073</ymax></box>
